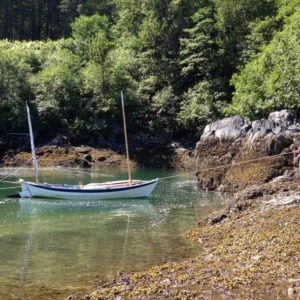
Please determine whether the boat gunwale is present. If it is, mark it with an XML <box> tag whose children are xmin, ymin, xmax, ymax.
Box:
<box><xmin>25</xmin><ymin>179</ymin><xmax>159</xmax><ymax>193</ymax></box>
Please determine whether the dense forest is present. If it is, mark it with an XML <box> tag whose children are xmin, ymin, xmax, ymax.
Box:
<box><xmin>0</xmin><ymin>0</ymin><xmax>299</xmax><ymax>144</ymax></box>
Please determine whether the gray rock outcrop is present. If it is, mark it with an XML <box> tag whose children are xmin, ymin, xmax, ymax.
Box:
<box><xmin>196</xmin><ymin>110</ymin><xmax>300</xmax><ymax>192</ymax></box>
<box><xmin>202</xmin><ymin>116</ymin><xmax>251</xmax><ymax>140</ymax></box>
<box><xmin>202</xmin><ymin>110</ymin><xmax>300</xmax><ymax>140</ymax></box>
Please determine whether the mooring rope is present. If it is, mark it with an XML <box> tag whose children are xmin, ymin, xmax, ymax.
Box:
<box><xmin>0</xmin><ymin>174</ymin><xmax>11</xmax><ymax>182</ymax></box>
<box><xmin>0</xmin><ymin>173</ymin><xmax>20</xmax><ymax>191</ymax></box>
<box><xmin>0</xmin><ymin>185</ymin><xmax>20</xmax><ymax>190</ymax></box>
<box><xmin>159</xmin><ymin>150</ymin><xmax>298</xmax><ymax>181</ymax></box>
<box><xmin>0</xmin><ymin>150</ymin><xmax>298</xmax><ymax>187</ymax></box>
<box><xmin>0</xmin><ymin>169</ymin><xmax>19</xmax><ymax>187</ymax></box>
<box><xmin>0</xmin><ymin>168</ymin><xmax>19</xmax><ymax>181</ymax></box>
<box><xmin>1</xmin><ymin>180</ymin><xmax>19</xmax><ymax>184</ymax></box>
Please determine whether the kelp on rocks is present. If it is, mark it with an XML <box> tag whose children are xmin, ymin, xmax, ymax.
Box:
<box><xmin>82</xmin><ymin>187</ymin><xmax>299</xmax><ymax>299</ymax></box>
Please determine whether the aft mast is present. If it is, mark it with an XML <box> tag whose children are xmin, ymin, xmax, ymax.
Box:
<box><xmin>121</xmin><ymin>91</ymin><xmax>132</xmax><ymax>185</ymax></box>
<box><xmin>26</xmin><ymin>102</ymin><xmax>39</xmax><ymax>184</ymax></box>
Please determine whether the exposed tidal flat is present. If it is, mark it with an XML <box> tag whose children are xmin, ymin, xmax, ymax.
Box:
<box><xmin>84</xmin><ymin>174</ymin><xmax>300</xmax><ymax>300</ymax></box>
<box><xmin>0</xmin><ymin>167</ymin><xmax>224</xmax><ymax>299</ymax></box>
<box><xmin>88</xmin><ymin>203</ymin><xmax>299</xmax><ymax>299</ymax></box>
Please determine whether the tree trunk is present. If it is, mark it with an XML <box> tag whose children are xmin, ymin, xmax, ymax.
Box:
<box><xmin>31</xmin><ymin>1</ymin><xmax>37</xmax><ymax>40</ymax></box>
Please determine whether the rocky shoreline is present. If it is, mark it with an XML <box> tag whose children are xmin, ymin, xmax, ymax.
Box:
<box><xmin>69</xmin><ymin>173</ymin><xmax>300</xmax><ymax>300</ymax></box>
<box><xmin>69</xmin><ymin>110</ymin><xmax>300</xmax><ymax>300</ymax></box>
<box><xmin>0</xmin><ymin>138</ymin><xmax>195</xmax><ymax>170</ymax></box>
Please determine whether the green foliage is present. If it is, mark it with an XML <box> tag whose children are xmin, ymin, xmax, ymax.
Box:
<box><xmin>89</xmin><ymin>30</ymin><xmax>111</xmax><ymax>64</ymax></box>
<box><xmin>177</xmin><ymin>2</ymin><xmax>225</xmax><ymax>137</ymax></box>
<box><xmin>71</xmin><ymin>14</ymin><xmax>113</xmax><ymax>61</ymax></box>
<box><xmin>0</xmin><ymin>46</ymin><xmax>36</xmax><ymax>132</ymax></box>
<box><xmin>77</xmin><ymin>0</ymin><xmax>116</xmax><ymax>18</ymax></box>
<box><xmin>71</xmin><ymin>14</ymin><xmax>111</xmax><ymax>41</ymax></box>
<box><xmin>113</xmin><ymin>0</ymin><xmax>145</xmax><ymax>37</ymax></box>
<box><xmin>151</xmin><ymin>86</ymin><xmax>180</xmax><ymax>133</ymax></box>
<box><xmin>0</xmin><ymin>0</ymin><xmax>300</xmax><ymax>142</ymax></box>
<box><xmin>30</xmin><ymin>48</ymin><xmax>83</xmax><ymax>131</ymax></box>
<box><xmin>227</xmin><ymin>7</ymin><xmax>300</xmax><ymax>120</ymax></box>
<box><xmin>180</xmin><ymin>4</ymin><xmax>217</xmax><ymax>82</ymax></box>
<box><xmin>214</xmin><ymin>0</ymin><xmax>277</xmax><ymax>63</ymax></box>
<box><xmin>178</xmin><ymin>81</ymin><xmax>225</xmax><ymax>136</ymax></box>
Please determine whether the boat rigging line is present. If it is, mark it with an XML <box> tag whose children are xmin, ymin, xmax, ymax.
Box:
<box><xmin>0</xmin><ymin>174</ymin><xmax>12</xmax><ymax>183</ymax></box>
<box><xmin>0</xmin><ymin>185</ymin><xmax>20</xmax><ymax>190</ymax></box>
<box><xmin>0</xmin><ymin>180</ymin><xmax>19</xmax><ymax>184</ymax></box>
<box><xmin>121</xmin><ymin>91</ymin><xmax>132</xmax><ymax>185</ymax></box>
<box><xmin>0</xmin><ymin>149</ymin><xmax>299</xmax><ymax>191</ymax></box>
<box><xmin>159</xmin><ymin>149</ymin><xmax>300</xmax><ymax>181</ymax></box>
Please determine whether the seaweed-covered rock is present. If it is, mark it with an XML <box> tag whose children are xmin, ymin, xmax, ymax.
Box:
<box><xmin>196</xmin><ymin>110</ymin><xmax>300</xmax><ymax>192</ymax></box>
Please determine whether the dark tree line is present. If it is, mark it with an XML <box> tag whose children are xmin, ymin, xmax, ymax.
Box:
<box><xmin>0</xmin><ymin>0</ymin><xmax>114</xmax><ymax>40</ymax></box>
<box><xmin>0</xmin><ymin>0</ymin><xmax>59</xmax><ymax>40</ymax></box>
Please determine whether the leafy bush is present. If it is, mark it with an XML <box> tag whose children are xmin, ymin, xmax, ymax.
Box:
<box><xmin>227</xmin><ymin>7</ymin><xmax>300</xmax><ymax>120</ymax></box>
<box><xmin>0</xmin><ymin>47</ymin><xmax>35</xmax><ymax>133</ymax></box>
<box><xmin>178</xmin><ymin>81</ymin><xmax>225</xmax><ymax>137</ymax></box>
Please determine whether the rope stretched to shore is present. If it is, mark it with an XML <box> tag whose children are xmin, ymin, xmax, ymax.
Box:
<box><xmin>0</xmin><ymin>169</ymin><xmax>19</xmax><ymax>186</ymax></box>
<box><xmin>0</xmin><ymin>185</ymin><xmax>20</xmax><ymax>190</ymax></box>
<box><xmin>1</xmin><ymin>180</ymin><xmax>19</xmax><ymax>184</ymax></box>
<box><xmin>159</xmin><ymin>150</ymin><xmax>298</xmax><ymax>181</ymax></box>
<box><xmin>0</xmin><ymin>174</ymin><xmax>13</xmax><ymax>183</ymax></box>
<box><xmin>0</xmin><ymin>150</ymin><xmax>298</xmax><ymax>187</ymax></box>
<box><xmin>0</xmin><ymin>173</ymin><xmax>20</xmax><ymax>190</ymax></box>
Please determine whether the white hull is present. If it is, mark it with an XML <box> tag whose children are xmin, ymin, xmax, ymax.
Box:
<box><xmin>19</xmin><ymin>179</ymin><xmax>158</xmax><ymax>200</ymax></box>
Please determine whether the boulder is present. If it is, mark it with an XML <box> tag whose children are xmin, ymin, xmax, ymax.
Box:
<box><xmin>251</xmin><ymin>119</ymin><xmax>274</xmax><ymax>136</ymax></box>
<box><xmin>268</xmin><ymin>110</ymin><xmax>299</xmax><ymax>125</ymax></box>
<box><xmin>202</xmin><ymin>109</ymin><xmax>300</xmax><ymax>141</ymax></box>
<box><xmin>196</xmin><ymin>110</ymin><xmax>300</xmax><ymax>192</ymax></box>
<box><xmin>202</xmin><ymin>116</ymin><xmax>250</xmax><ymax>140</ymax></box>
<box><xmin>47</xmin><ymin>134</ymin><xmax>71</xmax><ymax>146</ymax></box>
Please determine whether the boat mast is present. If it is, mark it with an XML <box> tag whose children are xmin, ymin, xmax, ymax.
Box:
<box><xmin>121</xmin><ymin>91</ymin><xmax>132</xmax><ymax>185</ymax></box>
<box><xmin>26</xmin><ymin>102</ymin><xmax>39</xmax><ymax>184</ymax></box>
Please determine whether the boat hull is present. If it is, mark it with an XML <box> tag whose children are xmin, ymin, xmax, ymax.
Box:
<box><xmin>19</xmin><ymin>179</ymin><xmax>158</xmax><ymax>200</ymax></box>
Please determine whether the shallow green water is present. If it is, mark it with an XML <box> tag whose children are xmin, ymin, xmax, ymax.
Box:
<box><xmin>0</xmin><ymin>168</ymin><xmax>224</xmax><ymax>299</ymax></box>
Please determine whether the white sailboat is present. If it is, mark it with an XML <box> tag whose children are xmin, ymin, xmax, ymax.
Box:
<box><xmin>19</xmin><ymin>93</ymin><xmax>158</xmax><ymax>199</ymax></box>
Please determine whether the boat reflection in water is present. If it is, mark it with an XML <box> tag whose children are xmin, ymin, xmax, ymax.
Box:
<box><xmin>19</xmin><ymin>197</ymin><xmax>156</xmax><ymax>218</ymax></box>
<box><xmin>0</xmin><ymin>170</ymin><xmax>224</xmax><ymax>300</ymax></box>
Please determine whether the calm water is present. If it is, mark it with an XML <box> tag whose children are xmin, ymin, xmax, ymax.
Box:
<box><xmin>0</xmin><ymin>168</ymin><xmax>224</xmax><ymax>299</ymax></box>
